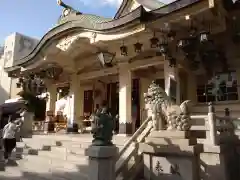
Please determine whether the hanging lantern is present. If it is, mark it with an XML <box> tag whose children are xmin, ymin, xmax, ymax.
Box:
<box><xmin>199</xmin><ymin>31</ymin><xmax>210</xmax><ymax>43</ymax></box>
<box><xmin>167</xmin><ymin>30</ymin><xmax>176</xmax><ymax>41</ymax></box>
<box><xmin>178</xmin><ymin>36</ymin><xmax>197</xmax><ymax>54</ymax></box>
<box><xmin>168</xmin><ymin>57</ymin><xmax>177</xmax><ymax>67</ymax></box>
<box><xmin>46</xmin><ymin>66</ymin><xmax>63</xmax><ymax>79</ymax></box>
<box><xmin>134</xmin><ymin>42</ymin><xmax>143</xmax><ymax>53</ymax></box>
<box><xmin>159</xmin><ymin>43</ymin><xmax>168</xmax><ymax>56</ymax></box>
<box><xmin>120</xmin><ymin>45</ymin><xmax>128</xmax><ymax>56</ymax></box>
<box><xmin>150</xmin><ymin>37</ymin><xmax>159</xmax><ymax>48</ymax></box>
<box><xmin>177</xmin><ymin>39</ymin><xmax>189</xmax><ymax>49</ymax></box>
<box><xmin>97</xmin><ymin>52</ymin><xmax>115</xmax><ymax>67</ymax></box>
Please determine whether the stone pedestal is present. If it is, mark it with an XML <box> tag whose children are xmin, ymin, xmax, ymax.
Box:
<box><xmin>200</xmin><ymin>142</ymin><xmax>240</xmax><ymax>180</ymax></box>
<box><xmin>66</xmin><ymin>122</ymin><xmax>79</xmax><ymax>133</ymax></box>
<box><xmin>20</xmin><ymin>112</ymin><xmax>34</xmax><ymax>138</ymax></box>
<box><xmin>43</xmin><ymin>121</ymin><xmax>55</xmax><ymax>134</ymax></box>
<box><xmin>139</xmin><ymin>130</ymin><xmax>203</xmax><ymax>180</ymax></box>
<box><xmin>85</xmin><ymin>145</ymin><xmax>118</xmax><ymax>180</ymax></box>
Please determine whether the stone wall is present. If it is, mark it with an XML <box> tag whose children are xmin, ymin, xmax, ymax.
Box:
<box><xmin>140</xmin><ymin>130</ymin><xmax>240</xmax><ymax>180</ymax></box>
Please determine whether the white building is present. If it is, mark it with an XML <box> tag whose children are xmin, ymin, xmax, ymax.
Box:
<box><xmin>0</xmin><ymin>33</ymin><xmax>39</xmax><ymax>104</ymax></box>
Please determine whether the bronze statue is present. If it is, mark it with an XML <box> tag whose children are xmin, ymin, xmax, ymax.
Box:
<box><xmin>91</xmin><ymin>108</ymin><xmax>114</xmax><ymax>146</ymax></box>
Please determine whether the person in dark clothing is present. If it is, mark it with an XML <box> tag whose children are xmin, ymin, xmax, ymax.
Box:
<box><xmin>2</xmin><ymin>116</ymin><xmax>22</xmax><ymax>162</ymax></box>
<box><xmin>101</xmin><ymin>100</ymin><xmax>111</xmax><ymax>116</ymax></box>
<box><xmin>114</xmin><ymin>114</ymin><xmax>119</xmax><ymax>134</ymax></box>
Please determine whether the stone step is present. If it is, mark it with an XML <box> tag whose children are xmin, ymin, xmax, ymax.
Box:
<box><xmin>145</xmin><ymin>137</ymin><xmax>197</xmax><ymax>146</ymax></box>
<box><xmin>29</xmin><ymin>134</ymin><xmax>129</xmax><ymax>145</ymax></box>
<box><xmin>23</xmin><ymin>154</ymin><xmax>88</xmax><ymax>168</ymax></box>
<box><xmin>37</xmin><ymin>150</ymin><xmax>88</xmax><ymax>163</ymax></box>
<box><xmin>22</xmin><ymin>138</ymin><xmax>125</xmax><ymax>152</ymax></box>
<box><xmin>51</xmin><ymin>146</ymin><xmax>85</xmax><ymax>156</ymax></box>
<box><xmin>0</xmin><ymin>158</ymin><xmax>88</xmax><ymax>180</ymax></box>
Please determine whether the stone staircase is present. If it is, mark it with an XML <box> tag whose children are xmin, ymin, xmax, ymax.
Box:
<box><xmin>0</xmin><ymin>104</ymin><xmax>238</xmax><ymax>180</ymax></box>
<box><xmin>0</xmin><ymin>134</ymin><xmax>129</xmax><ymax>180</ymax></box>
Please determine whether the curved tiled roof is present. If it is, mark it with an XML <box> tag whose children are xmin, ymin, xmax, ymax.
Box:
<box><xmin>5</xmin><ymin>0</ymin><xmax>204</xmax><ymax>72</ymax></box>
<box><xmin>7</xmin><ymin>6</ymin><xmax>146</xmax><ymax>69</ymax></box>
<box><xmin>58</xmin><ymin>14</ymin><xmax>113</xmax><ymax>27</ymax></box>
<box><xmin>115</xmin><ymin>0</ymin><xmax>165</xmax><ymax>18</ymax></box>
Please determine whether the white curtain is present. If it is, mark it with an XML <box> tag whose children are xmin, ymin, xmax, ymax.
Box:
<box><xmin>55</xmin><ymin>97</ymin><xmax>67</xmax><ymax>115</ymax></box>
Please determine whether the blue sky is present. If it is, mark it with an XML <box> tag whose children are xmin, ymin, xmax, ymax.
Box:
<box><xmin>0</xmin><ymin>0</ymin><xmax>174</xmax><ymax>45</ymax></box>
<box><xmin>0</xmin><ymin>0</ymin><xmax>120</xmax><ymax>45</ymax></box>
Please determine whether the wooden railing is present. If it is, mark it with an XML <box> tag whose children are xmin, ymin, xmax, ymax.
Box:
<box><xmin>115</xmin><ymin>116</ymin><xmax>153</xmax><ymax>178</ymax></box>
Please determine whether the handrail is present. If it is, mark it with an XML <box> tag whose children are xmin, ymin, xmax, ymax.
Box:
<box><xmin>190</xmin><ymin>115</ymin><xmax>208</xmax><ymax>119</ymax></box>
<box><xmin>117</xmin><ymin>116</ymin><xmax>152</xmax><ymax>158</ymax></box>
<box><xmin>115</xmin><ymin>116</ymin><xmax>153</xmax><ymax>177</ymax></box>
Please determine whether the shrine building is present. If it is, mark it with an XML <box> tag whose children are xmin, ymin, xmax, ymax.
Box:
<box><xmin>4</xmin><ymin>0</ymin><xmax>240</xmax><ymax>134</ymax></box>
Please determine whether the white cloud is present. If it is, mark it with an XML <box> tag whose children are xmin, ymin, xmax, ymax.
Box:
<box><xmin>78</xmin><ymin>0</ymin><xmax>123</xmax><ymax>8</ymax></box>
<box><xmin>77</xmin><ymin>0</ymin><xmax>176</xmax><ymax>9</ymax></box>
<box><xmin>102</xmin><ymin>0</ymin><xmax>123</xmax><ymax>6</ymax></box>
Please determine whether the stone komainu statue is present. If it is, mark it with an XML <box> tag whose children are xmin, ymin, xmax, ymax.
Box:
<box><xmin>144</xmin><ymin>81</ymin><xmax>192</xmax><ymax>131</ymax></box>
<box><xmin>91</xmin><ymin>108</ymin><xmax>114</xmax><ymax>146</ymax></box>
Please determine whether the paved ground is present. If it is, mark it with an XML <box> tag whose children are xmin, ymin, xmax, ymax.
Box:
<box><xmin>0</xmin><ymin>133</ymin><xmax>129</xmax><ymax>180</ymax></box>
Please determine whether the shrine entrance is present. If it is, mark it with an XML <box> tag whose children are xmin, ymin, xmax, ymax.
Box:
<box><xmin>107</xmin><ymin>78</ymin><xmax>140</xmax><ymax>134</ymax></box>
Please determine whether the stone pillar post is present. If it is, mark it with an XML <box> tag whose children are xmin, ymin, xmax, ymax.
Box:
<box><xmin>164</xmin><ymin>60</ymin><xmax>180</xmax><ymax>104</ymax></box>
<box><xmin>75</xmin><ymin>82</ymin><xmax>84</xmax><ymax>131</ymax></box>
<box><xmin>66</xmin><ymin>74</ymin><xmax>79</xmax><ymax>133</ymax></box>
<box><xmin>208</xmin><ymin>102</ymin><xmax>217</xmax><ymax>145</ymax></box>
<box><xmin>119</xmin><ymin>64</ymin><xmax>132</xmax><ymax>135</ymax></box>
<box><xmin>85</xmin><ymin>145</ymin><xmax>118</xmax><ymax>180</ymax></box>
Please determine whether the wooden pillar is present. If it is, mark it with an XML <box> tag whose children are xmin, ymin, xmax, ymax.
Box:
<box><xmin>46</xmin><ymin>85</ymin><xmax>57</xmax><ymax>113</ymax></box>
<box><xmin>66</xmin><ymin>73</ymin><xmax>81</xmax><ymax>133</ymax></box>
<box><xmin>119</xmin><ymin>64</ymin><xmax>132</xmax><ymax>135</ymax></box>
<box><xmin>164</xmin><ymin>61</ymin><xmax>180</xmax><ymax>104</ymax></box>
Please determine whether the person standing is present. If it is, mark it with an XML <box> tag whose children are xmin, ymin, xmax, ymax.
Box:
<box><xmin>2</xmin><ymin>116</ymin><xmax>22</xmax><ymax>162</ymax></box>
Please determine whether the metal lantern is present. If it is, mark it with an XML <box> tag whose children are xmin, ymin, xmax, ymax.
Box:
<box><xmin>46</xmin><ymin>66</ymin><xmax>63</xmax><ymax>79</ymax></box>
<box><xmin>150</xmin><ymin>37</ymin><xmax>159</xmax><ymax>48</ymax></box>
<box><xmin>120</xmin><ymin>45</ymin><xmax>128</xmax><ymax>56</ymax></box>
<box><xmin>159</xmin><ymin>43</ymin><xmax>168</xmax><ymax>56</ymax></box>
<box><xmin>199</xmin><ymin>31</ymin><xmax>210</xmax><ymax>43</ymax></box>
<box><xmin>168</xmin><ymin>57</ymin><xmax>177</xmax><ymax>67</ymax></box>
<box><xmin>177</xmin><ymin>39</ymin><xmax>189</xmax><ymax>49</ymax></box>
<box><xmin>178</xmin><ymin>37</ymin><xmax>197</xmax><ymax>54</ymax></box>
<box><xmin>97</xmin><ymin>52</ymin><xmax>115</xmax><ymax>67</ymax></box>
<box><xmin>134</xmin><ymin>42</ymin><xmax>143</xmax><ymax>53</ymax></box>
<box><xmin>167</xmin><ymin>30</ymin><xmax>176</xmax><ymax>41</ymax></box>
<box><xmin>16</xmin><ymin>82</ymin><xmax>21</xmax><ymax>88</ymax></box>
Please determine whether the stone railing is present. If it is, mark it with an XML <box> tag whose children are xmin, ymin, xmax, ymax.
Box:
<box><xmin>202</xmin><ymin>102</ymin><xmax>235</xmax><ymax>145</ymax></box>
<box><xmin>115</xmin><ymin>116</ymin><xmax>153</xmax><ymax>179</ymax></box>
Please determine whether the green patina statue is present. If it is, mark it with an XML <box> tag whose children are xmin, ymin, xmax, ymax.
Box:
<box><xmin>91</xmin><ymin>108</ymin><xmax>114</xmax><ymax>146</ymax></box>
